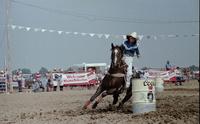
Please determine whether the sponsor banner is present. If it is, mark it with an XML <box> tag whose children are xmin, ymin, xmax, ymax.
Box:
<box><xmin>145</xmin><ymin>69</ymin><xmax>179</xmax><ymax>81</ymax></box>
<box><xmin>62</xmin><ymin>73</ymin><xmax>88</xmax><ymax>84</ymax></box>
<box><xmin>52</xmin><ymin>72</ymin><xmax>97</xmax><ymax>86</ymax></box>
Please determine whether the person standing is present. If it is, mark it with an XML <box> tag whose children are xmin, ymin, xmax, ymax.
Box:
<box><xmin>46</xmin><ymin>71</ymin><xmax>53</xmax><ymax>92</ymax></box>
<box><xmin>16</xmin><ymin>70</ymin><xmax>23</xmax><ymax>92</ymax></box>
<box><xmin>121</xmin><ymin>32</ymin><xmax>140</xmax><ymax>89</ymax></box>
<box><xmin>33</xmin><ymin>72</ymin><xmax>44</xmax><ymax>92</ymax></box>
<box><xmin>165</xmin><ymin>60</ymin><xmax>172</xmax><ymax>71</ymax></box>
<box><xmin>174</xmin><ymin>67</ymin><xmax>183</xmax><ymax>86</ymax></box>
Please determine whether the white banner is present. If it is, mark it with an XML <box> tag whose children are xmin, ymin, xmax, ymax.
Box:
<box><xmin>146</xmin><ymin>69</ymin><xmax>180</xmax><ymax>81</ymax></box>
<box><xmin>62</xmin><ymin>73</ymin><xmax>88</xmax><ymax>84</ymax></box>
<box><xmin>52</xmin><ymin>72</ymin><xmax>97</xmax><ymax>86</ymax></box>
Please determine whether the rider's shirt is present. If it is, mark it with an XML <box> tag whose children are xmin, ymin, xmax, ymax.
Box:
<box><xmin>122</xmin><ymin>40</ymin><xmax>140</xmax><ymax>57</ymax></box>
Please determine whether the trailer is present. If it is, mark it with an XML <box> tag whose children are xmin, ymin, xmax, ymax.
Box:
<box><xmin>0</xmin><ymin>77</ymin><xmax>6</xmax><ymax>92</ymax></box>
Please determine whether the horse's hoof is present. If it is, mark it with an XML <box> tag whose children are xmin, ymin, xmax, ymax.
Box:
<box><xmin>82</xmin><ymin>106</ymin><xmax>87</xmax><ymax>110</ymax></box>
<box><xmin>83</xmin><ymin>101</ymin><xmax>91</xmax><ymax>110</ymax></box>
<box><xmin>117</xmin><ymin>103</ymin><xmax>123</xmax><ymax>110</ymax></box>
<box><xmin>92</xmin><ymin>102</ymin><xmax>98</xmax><ymax>109</ymax></box>
<box><xmin>108</xmin><ymin>104</ymin><xmax>116</xmax><ymax>111</ymax></box>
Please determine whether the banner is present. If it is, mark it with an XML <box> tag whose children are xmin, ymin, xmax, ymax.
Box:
<box><xmin>144</xmin><ymin>69</ymin><xmax>181</xmax><ymax>81</ymax></box>
<box><xmin>52</xmin><ymin>72</ymin><xmax>97</xmax><ymax>86</ymax></box>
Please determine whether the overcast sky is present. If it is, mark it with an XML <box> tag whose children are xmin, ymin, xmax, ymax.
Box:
<box><xmin>0</xmin><ymin>0</ymin><xmax>199</xmax><ymax>72</ymax></box>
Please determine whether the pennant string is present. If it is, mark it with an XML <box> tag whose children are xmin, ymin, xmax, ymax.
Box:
<box><xmin>9</xmin><ymin>24</ymin><xmax>199</xmax><ymax>40</ymax></box>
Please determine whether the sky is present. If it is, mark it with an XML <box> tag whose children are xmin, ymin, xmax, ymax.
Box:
<box><xmin>0</xmin><ymin>0</ymin><xmax>199</xmax><ymax>72</ymax></box>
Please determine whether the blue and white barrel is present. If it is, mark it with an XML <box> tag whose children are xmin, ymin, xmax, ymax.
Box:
<box><xmin>132</xmin><ymin>78</ymin><xmax>156</xmax><ymax>114</ymax></box>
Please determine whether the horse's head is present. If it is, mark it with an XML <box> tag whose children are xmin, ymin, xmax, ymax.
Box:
<box><xmin>111</xmin><ymin>43</ymin><xmax>124</xmax><ymax>67</ymax></box>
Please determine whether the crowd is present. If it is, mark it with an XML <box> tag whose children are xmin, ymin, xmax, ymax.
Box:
<box><xmin>1</xmin><ymin>68</ymin><xmax>64</xmax><ymax>93</ymax></box>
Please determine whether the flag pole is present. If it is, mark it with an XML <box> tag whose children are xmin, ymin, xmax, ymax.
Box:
<box><xmin>5</xmin><ymin>0</ymin><xmax>11</xmax><ymax>93</ymax></box>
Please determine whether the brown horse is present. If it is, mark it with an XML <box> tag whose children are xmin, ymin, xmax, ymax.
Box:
<box><xmin>83</xmin><ymin>43</ymin><xmax>132</xmax><ymax>109</ymax></box>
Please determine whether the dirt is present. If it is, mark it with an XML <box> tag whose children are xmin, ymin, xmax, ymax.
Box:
<box><xmin>0</xmin><ymin>80</ymin><xmax>199</xmax><ymax>124</ymax></box>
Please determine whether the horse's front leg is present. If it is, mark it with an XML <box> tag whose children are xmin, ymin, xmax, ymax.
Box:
<box><xmin>83</xmin><ymin>85</ymin><xmax>103</xmax><ymax>109</ymax></box>
<box><xmin>92</xmin><ymin>91</ymin><xmax>107</xmax><ymax>109</ymax></box>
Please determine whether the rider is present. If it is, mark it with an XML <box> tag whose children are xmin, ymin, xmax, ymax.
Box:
<box><xmin>121</xmin><ymin>32</ymin><xmax>140</xmax><ymax>88</ymax></box>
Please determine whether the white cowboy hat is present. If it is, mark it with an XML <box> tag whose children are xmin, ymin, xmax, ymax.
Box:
<box><xmin>127</xmin><ymin>32</ymin><xmax>138</xmax><ymax>40</ymax></box>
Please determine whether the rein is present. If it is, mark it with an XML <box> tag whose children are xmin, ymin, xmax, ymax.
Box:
<box><xmin>107</xmin><ymin>72</ymin><xmax>125</xmax><ymax>78</ymax></box>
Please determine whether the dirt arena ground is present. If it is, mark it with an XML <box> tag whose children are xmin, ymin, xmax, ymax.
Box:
<box><xmin>0</xmin><ymin>80</ymin><xmax>199</xmax><ymax>124</ymax></box>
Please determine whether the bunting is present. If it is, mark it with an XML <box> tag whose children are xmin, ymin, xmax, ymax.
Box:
<box><xmin>8</xmin><ymin>24</ymin><xmax>199</xmax><ymax>41</ymax></box>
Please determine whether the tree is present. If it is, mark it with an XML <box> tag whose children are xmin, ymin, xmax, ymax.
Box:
<box><xmin>189</xmin><ymin>65</ymin><xmax>199</xmax><ymax>71</ymax></box>
<box><xmin>21</xmin><ymin>68</ymin><xmax>31</xmax><ymax>74</ymax></box>
<box><xmin>12</xmin><ymin>69</ymin><xmax>18</xmax><ymax>75</ymax></box>
<box><xmin>12</xmin><ymin>68</ymin><xmax>31</xmax><ymax>74</ymax></box>
<box><xmin>39</xmin><ymin>67</ymin><xmax>48</xmax><ymax>75</ymax></box>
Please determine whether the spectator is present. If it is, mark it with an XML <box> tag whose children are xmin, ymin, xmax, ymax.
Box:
<box><xmin>0</xmin><ymin>70</ymin><xmax>5</xmax><ymax>79</ymax></box>
<box><xmin>174</xmin><ymin>67</ymin><xmax>183</xmax><ymax>86</ymax></box>
<box><xmin>16</xmin><ymin>70</ymin><xmax>23</xmax><ymax>92</ymax></box>
<box><xmin>33</xmin><ymin>72</ymin><xmax>45</xmax><ymax>92</ymax></box>
<box><xmin>46</xmin><ymin>71</ymin><xmax>53</xmax><ymax>92</ymax></box>
<box><xmin>165</xmin><ymin>60</ymin><xmax>172</xmax><ymax>71</ymax></box>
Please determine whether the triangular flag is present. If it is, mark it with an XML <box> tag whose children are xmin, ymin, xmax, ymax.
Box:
<box><xmin>192</xmin><ymin>34</ymin><xmax>199</xmax><ymax>36</ymax></box>
<box><xmin>26</xmin><ymin>27</ymin><xmax>31</xmax><ymax>31</ymax></box>
<box><xmin>34</xmin><ymin>28</ymin><xmax>39</xmax><ymax>32</ymax></box>
<box><xmin>153</xmin><ymin>36</ymin><xmax>157</xmax><ymax>40</ymax></box>
<box><xmin>138</xmin><ymin>35</ymin><xmax>144</xmax><ymax>41</ymax></box>
<box><xmin>122</xmin><ymin>35</ymin><xmax>126</xmax><ymax>40</ymax></box>
<box><xmin>167</xmin><ymin>34</ymin><xmax>176</xmax><ymax>38</ymax></box>
<box><xmin>49</xmin><ymin>30</ymin><xmax>55</xmax><ymax>33</ymax></box>
<box><xmin>65</xmin><ymin>32</ymin><xmax>71</xmax><ymax>34</ymax></box>
<box><xmin>58</xmin><ymin>31</ymin><xmax>63</xmax><ymax>34</ymax></box>
<box><xmin>81</xmin><ymin>32</ymin><xmax>87</xmax><ymax>36</ymax></box>
<box><xmin>159</xmin><ymin>35</ymin><xmax>165</xmax><ymax>39</ymax></box>
<box><xmin>104</xmin><ymin>34</ymin><xmax>110</xmax><ymax>39</ymax></box>
<box><xmin>146</xmin><ymin>35</ymin><xmax>151</xmax><ymax>39</ymax></box>
<box><xmin>89</xmin><ymin>33</ymin><xmax>95</xmax><ymax>37</ymax></box>
<box><xmin>97</xmin><ymin>34</ymin><xmax>103</xmax><ymax>38</ymax></box>
<box><xmin>114</xmin><ymin>35</ymin><xmax>120</xmax><ymax>39</ymax></box>
<box><xmin>41</xmin><ymin>29</ymin><xmax>46</xmax><ymax>32</ymax></box>
<box><xmin>73</xmin><ymin>32</ymin><xmax>78</xmax><ymax>35</ymax></box>
<box><xmin>11</xmin><ymin>25</ymin><xmax>16</xmax><ymax>30</ymax></box>
<box><xmin>18</xmin><ymin>26</ymin><xmax>24</xmax><ymax>29</ymax></box>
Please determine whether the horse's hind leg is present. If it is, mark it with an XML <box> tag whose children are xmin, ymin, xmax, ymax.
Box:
<box><xmin>83</xmin><ymin>86</ymin><xmax>103</xmax><ymax>109</ymax></box>
<box><xmin>118</xmin><ymin>85</ymin><xmax>132</xmax><ymax>109</ymax></box>
<box><xmin>112</xmin><ymin>92</ymin><xmax>119</xmax><ymax>105</ymax></box>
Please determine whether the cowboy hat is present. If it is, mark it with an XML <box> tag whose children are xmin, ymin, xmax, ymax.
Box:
<box><xmin>127</xmin><ymin>32</ymin><xmax>138</xmax><ymax>40</ymax></box>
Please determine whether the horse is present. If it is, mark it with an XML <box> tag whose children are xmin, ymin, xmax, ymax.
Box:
<box><xmin>83</xmin><ymin>43</ymin><xmax>132</xmax><ymax>109</ymax></box>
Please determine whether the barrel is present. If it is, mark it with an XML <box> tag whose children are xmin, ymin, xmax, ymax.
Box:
<box><xmin>132</xmin><ymin>78</ymin><xmax>156</xmax><ymax>114</ymax></box>
<box><xmin>155</xmin><ymin>77</ymin><xmax>164</xmax><ymax>92</ymax></box>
